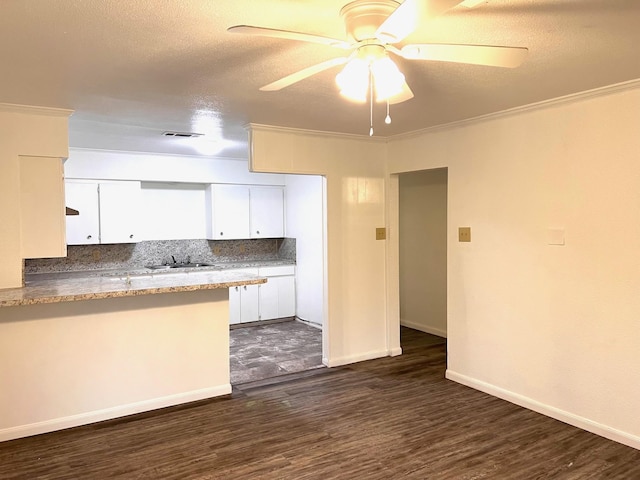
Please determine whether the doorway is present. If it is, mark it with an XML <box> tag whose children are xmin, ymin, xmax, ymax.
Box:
<box><xmin>229</xmin><ymin>174</ymin><xmax>326</xmax><ymax>385</ymax></box>
<box><xmin>398</xmin><ymin>168</ymin><xmax>448</xmax><ymax>339</ymax></box>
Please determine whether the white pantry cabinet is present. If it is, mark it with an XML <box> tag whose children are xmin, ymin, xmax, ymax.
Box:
<box><xmin>65</xmin><ymin>180</ymin><xmax>141</xmax><ymax>245</ymax></box>
<box><xmin>206</xmin><ymin>184</ymin><xmax>284</xmax><ymax>240</ymax></box>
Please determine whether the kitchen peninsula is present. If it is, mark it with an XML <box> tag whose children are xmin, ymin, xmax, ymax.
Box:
<box><xmin>0</xmin><ymin>269</ymin><xmax>265</xmax><ymax>442</ymax></box>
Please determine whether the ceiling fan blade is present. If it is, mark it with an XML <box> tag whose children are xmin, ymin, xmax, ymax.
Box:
<box><xmin>389</xmin><ymin>81</ymin><xmax>414</xmax><ymax>104</ymax></box>
<box><xmin>376</xmin><ymin>0</ymin><xmax>464</xmax><ymax>44</ymax></box>
<box><xmin>260</xmin><ymin>57</ymin><xmax>350</xmax><ymax>91</ymax></box>
<box><xmin>228</xmin><ymin>25</ymin><xmax>351</xmax><ymax>49</ymax></box>
<box><xmin>400</xmin><ymin>43</ymin><xmax>528</xmax><ymax>68</ymax></box>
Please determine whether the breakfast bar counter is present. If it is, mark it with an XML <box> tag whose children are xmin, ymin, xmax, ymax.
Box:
<box><xmin>0</xmin><ymin>269</ymin><xmax>266</xmax><ymax>307</ymax></box>
<box><xmin>0</xmin><ymin>269</ymin><xmax>265</xmax><ymax>442</ymax></box>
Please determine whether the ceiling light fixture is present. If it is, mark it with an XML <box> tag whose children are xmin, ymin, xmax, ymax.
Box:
<box><xmin>335</xmin><ymin>43</ymin><xmax>405</xmax><ymax>135</ymax></box>
<box><xmin>229</xmin><ymin>0</ymin><xmax>528</xmax><ymax>137</ymax></box>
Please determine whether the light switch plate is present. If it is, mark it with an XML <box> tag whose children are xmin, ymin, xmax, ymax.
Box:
<box><xmin>547</xmin><ymin>228</ymin><xmax>565</xmax><ymax>245</ymax></box>
<box><xmin>458</xmin><ymin>227</ymin><xmax>471</xmax><ymax>242</ymax></box>
<box><xmin>376</xmin><ymin>227</ymin><xmax>386</xmax><ymax>240</ymax></box>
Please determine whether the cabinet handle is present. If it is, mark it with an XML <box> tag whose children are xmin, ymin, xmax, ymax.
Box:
<box><xmin>87</xmin><ymin>235</ymin><xmax>92</xmax><ymax>239</ymax></box>
<box><xmin>243</xmin><ymin>285</ymin><xmax>247</xmax><ymax>290</ymax></box>
<box><xmin>256</xmin><ymin>230</ymin><xmax>260</xmax><ymax>235</ymax></box>
<box><xmin>129</xmin><ymin>234</ymin><xmax>134</xmax><ymax>239</ymax></box>
<box><xmin>220</xmin><ymin>232</ymin><xmax>224</xmax><ymax>236</ymax></box>
<box><xmin>235</xmin><ymin>286</ymin><xmax>239</xmax><ymax>291</ymax></box>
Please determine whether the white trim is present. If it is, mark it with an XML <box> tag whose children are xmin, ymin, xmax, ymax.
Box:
<box><xmin>324</xmin><ymin>349</ymin><xmax>390</xmax><ymax>367</ymax></box>
<box><xmin>388</xmin><ymin>347</ymin><xmax>403</xmax><ymax>357</ymax></box>
<box><xmin>0</xmin><ymin>385</ymin><xmax>231</xmax><ymax>443</ymax></box>
<box><xmin>391</xmin><ymin>78</ymin><xmax>640</xmax><ymax>141</ymax></box>
<box><xmin>446</xmin><ymin>370</ymin><xmax>640</xmax><ymax>451</ymax></box>
<box><xmin>248</xmin><ymin>123</ymin><xmax>388</xmax><ymax>143</ymax></box>
<box><xmin>0</xmin><ymin>102</ymin><xmax>74</xmax><ymax>117</ymax></box>
<box><xmin>401</xmin><ymin>319</ymin><xmax>447</xmax><ymax>338</ymax></box>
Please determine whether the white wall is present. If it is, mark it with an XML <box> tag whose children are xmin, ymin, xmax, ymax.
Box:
<box><xmin>250</xmin><ymin>125</ymin><xmax>397</xmax><ymax>366</ymax></box>
<box><xmin>388</xmin><ymin>82</ymin><xmax>640</xmax><ymax>449</ymax></box>
<box><xmin>140</xmin><ymin>182</ymin><xmax>207</xmax><ymax>240</ymax></box>
<box><xmin>399</xmin><ymin>168</ymin><xmax>447</xmax><ymax>337</ymax></box>
<box><xmin>0</xmin><ymin>289</ymin><xmax>231</xmax><ymax>441</ymax></box>
<box><xmin>0</xmin><ymin>104</ymin><xmax>71</xmax><ymax>289</ymax></box>
<box><xmin>65</xmin><ymin>148</ymin><xmax>286</xmax><ymax>185</ymax></box>
<box><xmin>284</xmin><ymin>174</ymin><xmax>324</xmax><ymax>326</ymax></box>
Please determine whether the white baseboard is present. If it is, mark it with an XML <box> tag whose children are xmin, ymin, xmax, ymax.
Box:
<box><xmin>400</xmin><ymin>319</ymin><xmax>447</xmax><ymax>338</ymax></box>
<box><xmin>389</xmin><ymin>347</ymin><xmax>403</xmax><ymax>357</ymax></box>
<box><xmin>446</xmin><ymin>370</ymin><xmax>640</xmax><ymax>451</ymax></box>
<box><xmin>0</xmin><ymin>384</ymin><xmax>232</xmax><ymax>443</ymax></box>
<box><xmin>323</xmin><ymin>349</ymin><xmax>390</xmax><ymax>367</ymax></box>
<box><xmin>295</xmin><ymin>317</ymin><xmax>322</xmax><ymax>330</ymax></box>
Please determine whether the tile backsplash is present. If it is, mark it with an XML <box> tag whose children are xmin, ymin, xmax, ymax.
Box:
<box><xmin>25</xmin><ymin>238</ymin><xmax>296</xmax><ymax>274</ymax></box>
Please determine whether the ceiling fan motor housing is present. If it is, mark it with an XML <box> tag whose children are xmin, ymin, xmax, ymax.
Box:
<box><xmin>340</xmin><ymin>0</ymin><xmax>400</xmax><ymax>42</ymax></box>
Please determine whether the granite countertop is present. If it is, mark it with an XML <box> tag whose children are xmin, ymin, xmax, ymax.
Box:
<box><xmin>0</xmin><ymin>270</ymin><xmax>267</xmax><ymax>308</ymax></box>
<box><xmin>25</xmin><ymin>259</ymin><xmax>296</xmax><ymax>281</ymax></box>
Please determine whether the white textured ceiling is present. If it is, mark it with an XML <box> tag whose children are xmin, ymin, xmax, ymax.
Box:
<box><xmin>1</xmin><ymin>0</ymin><xmax>639</xmax><ymax>159</ymax></box>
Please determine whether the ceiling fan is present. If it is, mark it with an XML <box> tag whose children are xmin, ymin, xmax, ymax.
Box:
<box><xmin>228</xmin><ymin>0</ymin><xmax>528</xmax><ymax>133</ymax></box>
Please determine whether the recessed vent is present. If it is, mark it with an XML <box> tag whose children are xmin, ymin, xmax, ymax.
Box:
<box><xmin>163</xmin><ymin>131</ymin><xmax>204</xmax><ymax>138</ymax></box>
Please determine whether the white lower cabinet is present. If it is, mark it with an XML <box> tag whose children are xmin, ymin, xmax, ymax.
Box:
<box><xmin>229</xmin><ymin>265</ymin><xmax>296</xmax><ymax>325</ymax></box>
<box><xmin>277</xmin><ymin>275</ymin><xmax>296</xmax><ymax>318</ymax></box>
<box><xmin>229</xmin><ymin>284</ymin><xmax>260</xmax><ymax>324</ymax></box>
<box><xmin>258</xmin><ymin>265</ymin><xmax>296</xmax><ymax>322</ymax></box>
<box><xmin>258</xmin><ymin>278</ymin><xmax>280</xmax><ymax>321</ymax></box>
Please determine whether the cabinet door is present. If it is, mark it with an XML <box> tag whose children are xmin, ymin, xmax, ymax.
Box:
<box><xmin>211</xmin><ymin>185</ymin><xmax>250</xmax><ymax>240</ymax></box>
<box><xmin>229</xmin><ymin>286</ymin><xmax>242</xmax><ymax>325</ymax></box>
<box><xmin>20</xmin><ymin>156</ymin><xmax>67</xmax><ymax>258</ymax></box>
<box><xmin>278</xmin><ymin>275</ymin><xmax>296</xmax><ymax>318</ymax></box>
<box><xmin>258</xmin><ymin>278</ymin><xmax>280</xmax><ymax>321</ymax></box>
<box><xmin>99</xmin><ymin>182</ymin><xmax>140</xmax><ymax>244</ymax></box>
<box><xmin>240</xmin><ymin>284</ymin><xmax>259</xmax><ymax>323</ymax></box>
<box><xmin>250</xmin><ymin>186</ymin><xmax>284</xmax><ymax>238</ymax></box>
<box><xmin>65</xmin><ymin>181</ymin><xmax>100</xmax><ymax>245</ymax></box>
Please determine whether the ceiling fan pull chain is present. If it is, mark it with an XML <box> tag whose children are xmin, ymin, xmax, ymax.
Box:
<box><xmin>385</xmin><ymin>99</ymin><xmax>392</xmax><ymax>125</ymax></box>
<box><xmin>369</xmin><ymin>69</ymin><xmax>374</xmax><ymax>136</ymax></box>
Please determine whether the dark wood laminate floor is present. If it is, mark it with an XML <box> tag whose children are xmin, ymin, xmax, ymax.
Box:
<box><xmin>1</xmin><ymin>327</ymin><xmax>639</xmax><ymax>479</ymax></box>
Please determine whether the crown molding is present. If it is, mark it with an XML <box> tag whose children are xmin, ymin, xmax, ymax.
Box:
<box><xmin>391</xmin><ymin>78</ymin><xmax>640</xmax><ymax>141</ymax></box>
<box><xmin>0</xmin><ymin>102</ymin><xmax>74</xmax><ymax>117</ymax></box>
<box><xmin>247</xmin><ymin>123</ymin><xmax>388</xmax><ymax>143</ymax></box>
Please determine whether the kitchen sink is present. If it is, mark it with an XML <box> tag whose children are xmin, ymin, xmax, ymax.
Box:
<box><xmin>146</xmin><ymin>263</ymin><xmax>214</xmax><ymax>270</ymax></box>
<box><xmin>173</xmin><ymin>263</ymin><xmax>213</xmax><ymax>268</ymax></box>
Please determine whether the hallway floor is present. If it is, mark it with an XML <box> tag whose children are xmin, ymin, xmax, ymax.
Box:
<box><xmin>229</xmin><ymin>320</ymin><xmax>323</xmax><ymax>385</ymax></box>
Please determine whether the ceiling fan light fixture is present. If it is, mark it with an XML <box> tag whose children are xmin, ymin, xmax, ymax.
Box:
<box><xmin>371</xmin><ymin>56</ymin><xmax>405</xmax><ymax>101</ymax></box>
<box><xmin>336</xmin><ymin>57</ymin><xmax>369</xmax><ymax>102</ymax></box>
<box><xmin>460</xmin><ymin>0</ymin><xmax>487</xmax><ymax>8</ymax></box>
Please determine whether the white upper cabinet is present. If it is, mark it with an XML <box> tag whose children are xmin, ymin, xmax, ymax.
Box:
<box><xmin>206</xmin><ymin>184</ymin><xmax>284</xmax><ymax>240</ymax></box>
<box><xmin>65</xmin><ymin>180</ymin><xmax>140</xmax><ymax>245</ymax></box>
<box><xmin>206</xmin><ymin>184</ymin><xmax>251</xmax><ymax>240</ymax></box>
<box><xmin>65</xmin><ymin>181</ymin><xmax>100</xmax><ymax>245</ymax></box>
<box><xmin>250</xmin><ymin>186</ymin><xmax>284</xmax><ymax>239</ymax></box>
<box><xmin>98</xmin><ymin>182</ymin><xmax>140</xmax><ymax>244</ymax></box>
